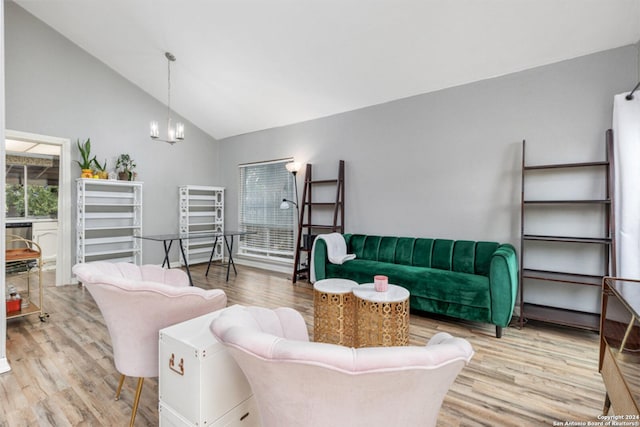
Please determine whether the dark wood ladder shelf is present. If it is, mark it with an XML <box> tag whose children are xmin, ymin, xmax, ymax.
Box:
<box><xmin>519</xmin><ymin>130</ymin><xmax>616</xmax><ymax>331</ymax></box>
<box><xmin>292</xmin><ymin>160</ymin><xmax>345</xmax><ymax>283</ymax></box>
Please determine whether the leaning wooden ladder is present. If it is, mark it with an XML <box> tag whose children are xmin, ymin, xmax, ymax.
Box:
<box><xmin>292</xmin><ymin>160</ymin><xmax>345</xmax><ymax>283</ymax></box>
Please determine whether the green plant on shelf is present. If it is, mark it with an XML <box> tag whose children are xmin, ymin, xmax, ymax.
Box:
<box><xmin>116</xmin><ymin>153</ymin><xmax>136</xmax><ymax>180</ymax></box>
<box><xmin>93</xmin><ymin>158</ymin><xmax>108</xmax><ymax>179</ymax></box>
<box><xmin>76</xmin><ymin>138</ymin><xmax>96</xmax><ymax>171</ymax></box>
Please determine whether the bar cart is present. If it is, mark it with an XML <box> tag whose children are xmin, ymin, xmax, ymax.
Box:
<box><xmin>6</xmin><ymin>235</ymin><xmax>48</xmax><ymax>322</ymax></box>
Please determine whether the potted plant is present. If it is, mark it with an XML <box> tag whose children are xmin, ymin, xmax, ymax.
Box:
<box><xmin>92</xmin><ymin>158</ymin><xmax>109</xmax><ymax>179</ymax></box>
<box><xmin>116</xmin><ymin>154</ymin><xmax>136</xmax><ymax>181</ymax></box>
<box><xmin>76</xmin><ymin>138</ymin><xmax>96</xmax><ymax>178</ymax></box>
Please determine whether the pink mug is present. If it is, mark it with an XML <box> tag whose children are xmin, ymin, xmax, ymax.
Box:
<box><xmin>374</xmin><ymin>275</ymin><xmax>388</xmax><ymax>292</ymax></box>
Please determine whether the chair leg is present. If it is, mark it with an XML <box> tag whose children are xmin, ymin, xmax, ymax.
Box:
<box><xmin>115</xmin><ymin>374</ymin><xmax>126</xmax><ymax>400</ymax></box>
<box><xmin>129</xmin><ymin>377</ymin><xmax>144</xmax><ymax>427</ymax></box>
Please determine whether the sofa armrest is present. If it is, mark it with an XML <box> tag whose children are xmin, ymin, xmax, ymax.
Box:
<box><xmin>488</xmin><ymin>244</ymin><xmax>519</xmax><ymax>328</ymax></box>
<box><xmin>312</xmin><ymin>238</ymin><xmax>329</xmax><ymax>281</ymax></box>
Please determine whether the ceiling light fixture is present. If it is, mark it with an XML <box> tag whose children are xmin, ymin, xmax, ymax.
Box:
<box><xmin>150</xmin><ymin>52</ymin><xmax>184</xmax><ymax>144</ymax></box>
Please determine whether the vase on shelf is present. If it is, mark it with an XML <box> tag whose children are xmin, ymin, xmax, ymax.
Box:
<box><xmin>81</xmin><ymin>169</ymin><xmax>93</xmax><ymax>178</ymax></box>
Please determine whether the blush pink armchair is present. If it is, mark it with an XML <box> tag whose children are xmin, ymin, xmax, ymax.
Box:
<box><xmin>210</xmin><ymin>305</ymin><xmax>474</xmax><ymax>427</ymax></box>
<box><xmin>72</xmin><ymin>262</ymin><xmax>227</xmax><ymax>427</ymax></box>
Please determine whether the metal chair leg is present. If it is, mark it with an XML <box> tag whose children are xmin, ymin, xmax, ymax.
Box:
<box><xmin>115</xmin><ymin>374</ymin><xmax>126</xmax><ymax>400</ymax></box>
<box><xmin>129</xmin><ymin>378</ymin><xmax>144</xmax><ymax>427</ymax></box>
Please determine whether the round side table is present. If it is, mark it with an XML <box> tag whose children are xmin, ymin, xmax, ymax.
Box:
<box><xmin>353</xmin><ymin>283</ymin><xmax>410</xmax><ymax>347</ymax></box>
<box><xmin>313</xmin><ymin>278</ymin><xmax>358</xmax><ymax>346</ymax></box>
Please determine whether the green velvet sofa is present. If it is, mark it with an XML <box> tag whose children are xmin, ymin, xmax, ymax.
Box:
<box><xmin>312</xmin><ymin>234</ymin><xmax>518</xmax><ymax>338</ymax></box>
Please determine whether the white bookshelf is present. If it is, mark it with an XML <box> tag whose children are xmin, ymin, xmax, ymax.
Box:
<box><xmin>179</xmin><ymin>185</ymin><xmax>224</xmax><ymax>266</ymax></box>
<box><xmin>76</xmin><ymin>179</ymin><xmax>143</xmax><ymax>265</ymax></box>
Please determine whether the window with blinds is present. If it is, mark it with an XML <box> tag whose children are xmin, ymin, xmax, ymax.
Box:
<box><xmin>238</xmin><ymin>159</ymin><xmax>295</xmax><ymax>262</ymax></box>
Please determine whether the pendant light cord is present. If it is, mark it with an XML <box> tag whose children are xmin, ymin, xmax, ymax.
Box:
<box><xmin>167</xmin><ymin>55</ymin><xmax>172</xmax><ymax>125</ymax></box>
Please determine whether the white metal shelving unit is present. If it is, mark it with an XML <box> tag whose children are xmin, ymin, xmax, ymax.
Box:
<box><xmin>179</xmin><ymin>185</ymin><xmax>224</xmax><ymax>266</ymax></box>
<box><xmin>76</xmin><ymin>179</ymin><xmax>143</xmax><ymax>265</ymax></box>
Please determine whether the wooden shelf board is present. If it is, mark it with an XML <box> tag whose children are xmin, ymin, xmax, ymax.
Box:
<box><xmin>7</xmin><ymin>303</ymin><xmax>43</xmax><ymax>320</ymax></box>
<box><xmin>308</xmin><ymin>179</ymin><xmax>338</xmax><ymax>185</ymax></box>
<box><xmin>522</xmin><ymin>269</ymin><xmax>603</xmax><ymax>286</ymax></box>
<box><xmin>301</xmin><ymin>224</ymin><xmax>338</xmax><ymax>229</ymax></box>
<box><xmin>6</xmin><ymin>249</ymin><xmax>41</xmax><ymax>262</ymax></box>
<box><xmin>522</xmin><ymin>303</ymin><xmax>600</xmax><ymax>331</ymax></box>
<box><xmin>304</xmin><ymin>202</ymin><xmax>336</xmax><ymax>206</ymax></box>
<box><xmin>524</xmin><ymin>161</ymin><xmax>608</xmax><ymax>170</ymax></box>
<box><xmin>523</xmin><ymin>199</ymin><xmax>610</xmax><ymax>205</ymax></box>
<box><xmin>523</xmin><ymin>234</ymin><xmax>611</xmax><ymax>244</ymax></box>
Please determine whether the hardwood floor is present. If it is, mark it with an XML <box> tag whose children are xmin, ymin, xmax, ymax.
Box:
<box><xmin>1</xmin><ymin>263</ymin><xmax>607</xmax><ymax>426</ymax></box>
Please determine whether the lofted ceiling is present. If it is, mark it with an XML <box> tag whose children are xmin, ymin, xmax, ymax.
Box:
<box><xmin>12</xmin><ymin>0</ymin><xmax>640</xmax><ymax>140</ymax></box>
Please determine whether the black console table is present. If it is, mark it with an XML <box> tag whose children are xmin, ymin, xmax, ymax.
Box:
<box><xmin>135</xmin><ymin>231</ymin><xmax>255</xmax><ymax>285</ymax></box>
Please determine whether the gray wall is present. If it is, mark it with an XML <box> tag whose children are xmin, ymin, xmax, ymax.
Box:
<box><xmin>5</xmin><ymin>2</ymin><xmax>221</xmax><ymax>267</ymax></box>
<box><xmin>219</xmin><ymin>45</ymin><xmax>638</xmax><ymax>311</ymax></box>
<box><xmin>220</xmin><ymin>46</ymin><xmax>637</xmax><ymax>241</ymax></box>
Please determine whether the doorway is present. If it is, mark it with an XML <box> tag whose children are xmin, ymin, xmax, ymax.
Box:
<box><xmin>5</xmin><ymin>130</ymin><xmax>71</xmax><ymax>286</ymax></box>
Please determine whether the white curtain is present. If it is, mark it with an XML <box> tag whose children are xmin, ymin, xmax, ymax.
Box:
<box><xmin>614</xmin><ymin>91</ymin><xmax>640</xmax><ymax>279</ymax></box>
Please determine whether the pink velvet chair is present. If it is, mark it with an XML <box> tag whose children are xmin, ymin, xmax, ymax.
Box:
<box><xmin>210</xmin><ymin>305</ymin><xmax>474</xmax><ymax>427</ymax></box>
<box><xmin>72</xmin><ymin>261</ymin><xmax>227</xmax><ymax>426</ymax></box>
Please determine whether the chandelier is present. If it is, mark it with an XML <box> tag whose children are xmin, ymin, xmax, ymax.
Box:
<box><xmin>150</xmin><ymin>52</ymin><xmax>185</xmax><ymax>144</ymax></box>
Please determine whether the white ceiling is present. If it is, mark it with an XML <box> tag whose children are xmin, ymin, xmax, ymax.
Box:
<box><xmin>5</xmin><ymin>139</ymin><xmax>61</xmax><ymax>156</ymax></box>
<box><xmin>13</xmin><ymin>0</ymin><xmax>640</xmax><ymax>140</ymax></box>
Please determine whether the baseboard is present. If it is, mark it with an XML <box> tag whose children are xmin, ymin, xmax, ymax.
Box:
<box><xmin>233</xmin><ymin>257</ymin><xmax>293</xmax><ymax>274</ymax></box>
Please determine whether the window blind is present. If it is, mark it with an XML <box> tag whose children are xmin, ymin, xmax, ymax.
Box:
<box><xmin>238</xmin><ymin>159</ymin><xmax>295</xmax><ymax>262</ymax></box>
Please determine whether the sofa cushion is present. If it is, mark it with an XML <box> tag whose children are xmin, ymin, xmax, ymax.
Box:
<box><xmin>349</xmin><ymin>234</ymin><xmax>367</xmax><ymax>259</ymax></box>
<box><xmin>412</xmin><ymin>238</ymin><xmax>434</xmax><ymax>267</ymax></box>
<box><xmin>432</xmin><ymin>240</ymin><xmax>454</xmax><ymax>270</ymax></box>
<box><xmin>378</xmin><ymin>237</ymin><xmax>398</xmax><ymax>264</ymax></box>
<box><xmin>452</xmin><ymin>240</ymin><xmax>476</xmax><ymax>274</ymax></box>
<box><xmin>362</xmin><ymin>235</ymin><xmax>382</xmax><ymax>260</ymax></box>
<box><xmin>475</xmin><ymin>242</ymin><xmax>499</xmax><ymax>276</ymax></box>
<box><xmin>394</xmin><ymin>237</ymin><xmax>415</xmax><ymax>265</ymax></box>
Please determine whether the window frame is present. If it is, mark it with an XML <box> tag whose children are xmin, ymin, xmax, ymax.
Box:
<box><xmin>5</xmin><ymin>154</ymin><xmax>59</xmax><ymax>220</ymax></box>
<box><xmin>237</xmin><ymin>158</ymin><xmax>296</xmax><ymax>263</ymax></box>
